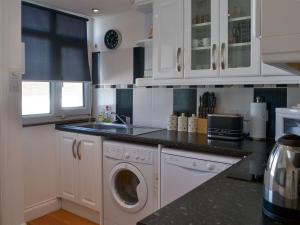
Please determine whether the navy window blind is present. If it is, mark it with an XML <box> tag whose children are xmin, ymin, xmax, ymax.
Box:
<box><xmin>21</xmin><ymin>2</ymin><xmax>91</xmax><ymax>81</ymax></box>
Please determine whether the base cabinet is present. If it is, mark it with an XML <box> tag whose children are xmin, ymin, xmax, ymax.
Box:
<box><xmin>59</xmin><ymin>132</ymin><xmax>102</xmax><ymax>212</ymax></box>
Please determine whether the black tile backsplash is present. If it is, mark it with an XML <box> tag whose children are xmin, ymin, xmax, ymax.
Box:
<box><xmin>95</xmin><ymin>86</ymin><xmax>297</xmax><ymax>137</ymax></box>
<box><xmin>133</xmin><ymin>47</ymin><xmax>145</xmax><ymax>83</ymax></box>
<box><xmin>116</xmin><ymin>89</ymin><xmax>133</xmax><ymax>124</ymax></box>
<box><xmin>92</xmin><ymin>52</ymin><xmax>100</xmax><ymax>85</ymax></box>
<box><xmin>254</xmin><ymin>88</ymin><xmax>287</xmax><ymax>138</ymax></box>
<box><xmin>173</xmin><ymin>89</ymin><xmax>197</xmax><ymax>117</ymax></box>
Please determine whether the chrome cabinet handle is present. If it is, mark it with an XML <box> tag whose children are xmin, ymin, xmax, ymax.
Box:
<box><xmin>77</xmin><ymin>140</ymin><xmax>82</xmax><ymax>160</ymax></box>
<box><xmin>176</xmin><ymin>47</ymin><xmax>182</xmax><ymax>72</ymax></box>
<box><xmin>72</xmin><ymin>139</ymin><xmax>77</xmax><ymax>159</ymax></box>
<box><xmin>221</xmin><ymin>43</ymin><xmax>226</xmax><ymax>70</ymax></box>
<box><xmin>212</xmin><ymin>44</ymin><xmax>217</xmax><ymax>70</ymax></box>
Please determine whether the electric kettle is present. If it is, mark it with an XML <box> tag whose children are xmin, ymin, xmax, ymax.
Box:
<box><xmin>263</xmin><ymin>134</ymin><xmax>300</xmax><ymax>222</ymax></box>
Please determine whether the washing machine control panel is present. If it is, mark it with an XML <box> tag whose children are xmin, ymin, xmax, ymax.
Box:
<box><xmin>122</xmin><ymin>148</ymin><xmax>153</xmax><ymax>165</ymax></box>
<box><xmin>104</xmin><ymin>143</ymin><xmax>153</xmax><ymax>165</ymax></box>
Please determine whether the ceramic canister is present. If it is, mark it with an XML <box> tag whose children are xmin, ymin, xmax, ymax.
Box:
<box><xmin>188</xmin><ymin>114</ymin><xmax>198</xmax><ymax>133</ymax></box>
<box><xmin>167</xmin><ymin>114</ymin><xmax>178</xmax><ymax>131</ymax></box>
<box><xmin>178</xmin><ymin>113</ymin><xmax>188</xmax><ymax>132</ymax></box>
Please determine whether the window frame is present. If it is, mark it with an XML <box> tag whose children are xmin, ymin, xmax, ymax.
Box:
<box><xmin>22</xmin><ymin>81</ymin><xmax>91</xmax><ymax>125</ymax></box>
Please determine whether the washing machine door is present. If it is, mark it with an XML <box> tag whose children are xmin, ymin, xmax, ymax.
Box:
<box><xmin>109</xmin><ymin>163</ymin><xmax>148</xmax><ymax>213</ymax></box>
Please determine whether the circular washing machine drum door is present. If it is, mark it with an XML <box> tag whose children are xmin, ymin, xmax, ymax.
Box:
<box><xmin>109</xmin><ymin>163</ymin><xmax>148</xmax><ymax>213</ymax></box>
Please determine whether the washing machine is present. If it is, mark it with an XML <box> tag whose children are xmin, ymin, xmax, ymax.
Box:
<box><xmin>103</xmin><ymin>140</ymin><xmax>159</xmax><ymax>225</ymax></box>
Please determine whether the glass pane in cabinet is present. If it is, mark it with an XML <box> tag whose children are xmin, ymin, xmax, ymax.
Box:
<box><xmin>191</xmin><ymin>0</ymin><xmax>211</xmax><ymax>71</ymax></box>
<box><xmin>228</xmin><ymin>0</ymin><xmax>251</xmax><ymax>68</ymax></box>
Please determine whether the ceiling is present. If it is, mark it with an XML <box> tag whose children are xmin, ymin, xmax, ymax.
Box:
<box><xmin>29</xmin><ymin>0</ymin><xmax>134</xmax><ymax>17</ymax></box>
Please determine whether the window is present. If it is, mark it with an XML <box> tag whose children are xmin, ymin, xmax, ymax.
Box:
<box><xmin>22</xmin><ymin>82</ymin><xmax>50</xmax><ymax>116</ymax></box>
<box><xmin>21</xmin><ymin>3</ymin><xmax>91</xmax><ymax>124</ymax></box>
<box><xmin>22</xmin><ymin>81</ymin><xmax>91</xmax><ymax>124</ymax></box>
<box><xmin>62</xmin><ymin>82</ymin><xmax>84</xmax><ymax>108</ymax></box>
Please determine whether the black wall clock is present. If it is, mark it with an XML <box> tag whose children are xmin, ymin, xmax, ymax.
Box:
<box><xmin>104</xmin><ymin>29</ymin><xmax>122</xmax><ymax>50</ymax></box>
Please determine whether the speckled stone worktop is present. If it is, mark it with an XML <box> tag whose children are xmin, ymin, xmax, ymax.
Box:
<box><xmin>137</xmin><ymin>156</ymin><xmax>290</xmax><ymax>225</ymax></box>
<box><xmin>56</xmin><ymin>124</ymin><xmax>292</xmax><ymax>225</ymax></box>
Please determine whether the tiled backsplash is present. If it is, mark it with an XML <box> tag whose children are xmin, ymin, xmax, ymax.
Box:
<box><xmin>93</xmin><ymin>86</ymin><xmax>300</xmax><ymax>138</ymax></box>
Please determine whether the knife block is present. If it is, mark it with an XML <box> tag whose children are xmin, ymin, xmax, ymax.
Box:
<box><xmin>197</xmin><ymin>118</ymin><xmax>208</xmax><ymax>134</ymax></box>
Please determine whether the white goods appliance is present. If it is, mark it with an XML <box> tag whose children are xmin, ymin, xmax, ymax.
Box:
<box><xmin>103</xmin><ymin>141</ymin><xmax>159</xmax><ymax>225</ymax></box>
<box><xmin>276</xmin><ymin>108</ymin><xmax>300</xmax><ymax>140</ymax></box>
<box><xmin>249</xmin><ymin>97</ymin><xmax>268</xmax><ymax>140</ymax></box>
<box><xmin>161</xmin><ymin>148</ymin><xmax>240</xmax><ymax>207</ymax></box>
<box><xmin>261</xmin><ymin>0</ymin><xmax>300</xmax><ymax>74</ymax></box>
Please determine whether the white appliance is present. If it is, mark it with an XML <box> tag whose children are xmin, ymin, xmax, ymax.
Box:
<box><xmin>103</xmin><ymin>141</ymin><xmax>159</xmax><ymax>225</ymax></box>
<box><xmin>161</xmin><ymin>148</ymin><xmax>240</xmax><ymax>207</ymax></box>
<box><xmin>276</xmin><ymin>108</ymin><xmax>300</xmax><ymax>140</ymax></box>
<box><xmin>261</xmin><ymin>0</ymin><xmax>300</xmax><ymax>74</ymax></box>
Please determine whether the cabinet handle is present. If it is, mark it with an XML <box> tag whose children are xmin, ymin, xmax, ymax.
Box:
<box><xmin>221</xmin><ymin>43</ymin><xmax>226</xmax><ymax>70</ymax></box>
<box><xmin>72</xmin><ymin>139</ymin><xmax>77</xmax><ymax>159</ymax></box>
<box><xmin>176</xmin><ymin>47</ymin><xmax>182</xmax><ymax>72</ymax></box>
<box><xmin>212</xmin><ymin>44</ymin><xmax>217</xmax><ymax>70</ymax></box>
<box><xmin>77</xmin><ymin>140</ymin><xmax>82</xmax><ymax>160</ymax></box>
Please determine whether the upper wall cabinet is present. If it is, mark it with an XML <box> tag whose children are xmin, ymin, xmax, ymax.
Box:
<box><xmin>219</xmin><ymin>0</ymin><xmax>260</xmax><ymax>77</ymax></box>
<box><xmin>153</xmin><ymin>0</ymin><xmax>184</xmax><ymax>79</ymax></box>
<box><xmin>154</xmin><ymin>0</ymin><xmax>261</xmax><ymax>80</ymax></box>
<box><xmin>146</xmin><ymin>0</ymin><xmax>300</xmax><ymax>85</ymax></box>
<box><xmin>184</xmin><ymin>0</ymin><xmax>260</xmax><ymax>78</ymax></box>
<box><xmin>184</xmin><ymin>0</ymin><xmax>220</xmax><ymax>78</ymax></box>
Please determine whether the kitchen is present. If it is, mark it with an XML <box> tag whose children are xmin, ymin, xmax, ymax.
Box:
<box><xmin>1</xmin><ymin>0</ymin><xmax>300</xmax><ymax>225</ymax></box>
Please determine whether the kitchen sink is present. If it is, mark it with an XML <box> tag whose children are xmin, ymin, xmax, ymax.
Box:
<box><xmin>77</xmin><ymin>122</ymin><xmax>128</xmax><ymax>130</ymax></box>
<box><xmin>67</xmin><ymin>122</ymin><xmax>163</xmax><ymax>136</ymax></box>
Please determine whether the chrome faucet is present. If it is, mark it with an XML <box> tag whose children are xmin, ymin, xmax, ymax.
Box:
<box><xmin>111</xmin><ymin>112</ymin><xmax>131</xmax><ymax>128</ymax></box>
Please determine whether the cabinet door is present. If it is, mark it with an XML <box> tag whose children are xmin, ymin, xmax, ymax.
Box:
<box><xmin>219</xmin><ymin>0</ymin><xmax>260</xmax><ymax>76</ymax></box>
<box><xmin>77</xmin><ymin>134</ymin><xmax>101</xmax><ymax>211</ymax></box>
<box><xmin>153</xmin><ymin>0</ymin><xmax>184</xmax><ymax>79</ymax></box>
<box><xmin>184</xmin><ymin>0</ymin><xmax>220</xmax><ymax>78</ymax></box>
<box><xmin>59</xmin><ymin>132</ymin><xmax>78</xmax><ymax>203</ymax></box>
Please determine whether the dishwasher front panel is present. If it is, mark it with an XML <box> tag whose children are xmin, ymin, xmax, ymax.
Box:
<box><xmin>161</xmin><ymin>152</ymin><xmax>231</xmax><ymax>207</ymax></box>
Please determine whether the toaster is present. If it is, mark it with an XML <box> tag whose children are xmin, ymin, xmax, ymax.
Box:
<box><xmin>207</xmin><ymin>114</ymin><xmax>244</xmax><ymax>140</ymax></box>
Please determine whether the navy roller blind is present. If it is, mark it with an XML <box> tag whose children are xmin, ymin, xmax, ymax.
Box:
<box><xmin>21</xmin><ymin>2</ymin><xmax>91</xmax><ymax>81</ymax></box>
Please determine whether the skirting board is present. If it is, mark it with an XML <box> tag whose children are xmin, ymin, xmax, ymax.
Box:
<box><xmin>24</xmin><ymin>198</ymin><xmax>61</xmax><ymax>222</ymax></box>
<box><xmin>61</xmin><ymin>199</ymin><xmax>100</xmax><ymax>224</ymax></box>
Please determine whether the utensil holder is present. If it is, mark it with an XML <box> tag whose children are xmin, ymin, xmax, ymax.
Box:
<box><xmin>197</xmin><ymin>118</ymin><xmax>208</xmax><ymax>134</ymax></box>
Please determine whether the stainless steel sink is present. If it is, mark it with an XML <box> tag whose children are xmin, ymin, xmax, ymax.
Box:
<box><xmin>77</xmin><ymin>123</ymin><xmax>127</xmax><ymax>130</ymax></box>
<box><xmin>68</xmin><ymin>122</ymin><xmax>162</xmax><ymax>136</ymax></box>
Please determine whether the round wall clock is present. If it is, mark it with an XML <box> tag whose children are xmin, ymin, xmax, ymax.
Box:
<box><xmin>104</xmin><ymin>29</ymin><xmax>122</xmax><ymax>50</ymax></box>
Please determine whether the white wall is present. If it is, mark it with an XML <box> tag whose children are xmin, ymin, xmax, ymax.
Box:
<box><xmin>22</xmin><ymin>125</ymin><xmax>60</xmax><ymax>221</ymax></box>
<box><xmin>0</xmin><ymin>0</ymin><xmax>25</xmax><ymax>224</ymax></box>
<box><xmin>93</xmin><ymin>9</ymin><xmax>146</xmax><ymax>51</ymax></box>
<box><xmin>92</xmin><ymin>9</ymin><xmax>146</xmax><ymax>85</ymax></box>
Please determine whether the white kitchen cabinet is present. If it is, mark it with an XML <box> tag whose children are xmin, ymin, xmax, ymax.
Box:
<box><xmin>154</xmin><ymin>0</ymin><xmax>261</xmax><ymax>79</ymax></box>
<box><xmin>60</xmin><ymin>132</ymin><xmax>78</xmax><ymax>203</ymax></box>
<box><xmin>184</xmin><ymin>0</ymin><xmax>220</xmax><ymax>78</ymax></box>
<box><xmin>59</xmin><ymin>132</ymin><xmax>101</xmax><ymax>212</ymax></box>
<box><xmin>219</xmin><ymin>0</ymin><xmax>260</xmax><ymax>77</ymax></box>
<box><xmin>153</xmin><ymin>0</ymin><xmax>184</xmax><ymax>79</ymax></box>
<box><xmin>262</xmin><ymin>63</ymin><xmax>294</xmax><ymax>76</ymax></box>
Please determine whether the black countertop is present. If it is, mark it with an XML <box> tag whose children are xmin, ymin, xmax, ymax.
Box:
<box><xmin>56</xmin><ymin>125</ymin><xmax>268</xmax><ymax>158</ymax></box>
<box><xmin>56</xmin><ymin>124</ymin><xmax>292</xmax><ymax>225</ymax></box>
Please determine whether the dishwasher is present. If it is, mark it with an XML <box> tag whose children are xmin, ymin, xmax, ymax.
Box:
<box><xmin>161</xmin><ymin>148</ymin><xmax>240</xmax><ymax>207</ymax></box>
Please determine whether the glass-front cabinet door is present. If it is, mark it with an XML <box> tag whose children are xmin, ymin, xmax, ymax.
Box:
<box><xmin>184</xmin><ymin>0</ymin><xmax>220</xmax><ymax>78</ymax></box>
<box><xmin>219</xmin><ymin>0</ymin><xmax>260</xmax><ymax>76</ymax></box>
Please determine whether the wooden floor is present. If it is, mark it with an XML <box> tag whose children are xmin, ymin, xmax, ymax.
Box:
<box><xmin>27</xmin><ymin>210</ymin><xmax>99</xmax><ymax>225</ymax></box>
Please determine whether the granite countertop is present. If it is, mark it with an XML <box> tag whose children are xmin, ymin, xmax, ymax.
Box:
<box><xmin>137</xmin><ymin>155</ymin><xmax>290</xmax><ymax>225</ymax></box>
<box><xmin>56</xmin><ymin>124</ymin><xmax>292</xmax><ymax>225</ymax></box>
<box><xmin>56</xmin><ymin>125</ymin><xmax>269</xmax><ymax>158</ymax></box>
